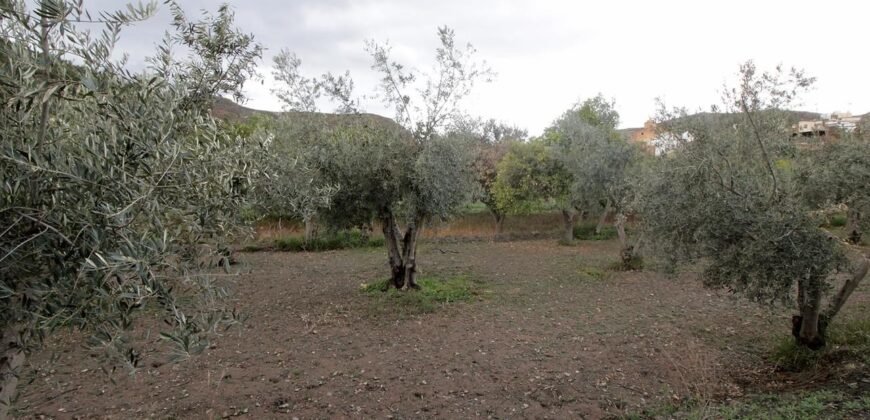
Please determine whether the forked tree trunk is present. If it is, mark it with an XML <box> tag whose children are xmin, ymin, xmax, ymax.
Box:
<box><xmin>595</xmin><ymin>199</ymin><xmax>612</xmax><ymax>235</ymax></box>
<box><xmin>845</xmin><ymin>207</ymin><xmax>862</xmax><ymax>244</ymax></box>
<box><xmin>792</xmin><ymin>253</ymin><xmax>870</xmax><ymax>350</ymax></box>
<box><xmin>1</xmin><ymin>325</ymin><xmax>24</xmax><ymax>419</ymax></box>
<box><xmin>561</xmin><ymin>209</ymin><xmax>577</xmax><ymax>243</ymax></box>
<box><xmin>381</xmin><ymin>211</ymin><xmax>424</xmax><ymax>290</ymax></box>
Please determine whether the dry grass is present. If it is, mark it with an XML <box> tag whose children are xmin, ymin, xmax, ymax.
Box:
<box><xmin>252</xmin><ymin>211</ymin><xmax>579</xmax><ymax>245</ymax></box>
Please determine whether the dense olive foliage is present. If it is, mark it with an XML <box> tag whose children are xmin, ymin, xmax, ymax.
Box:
<box><xmin>0</xmin><ymin>1</ymin><xmax>264</xmax><ymax>414</ymax></box>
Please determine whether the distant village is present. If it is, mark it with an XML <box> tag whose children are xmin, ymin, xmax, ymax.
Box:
<box><xmin>624</xmin><ymin>111</ymin><xmax>866</xmax><ymax>156</ymax></box>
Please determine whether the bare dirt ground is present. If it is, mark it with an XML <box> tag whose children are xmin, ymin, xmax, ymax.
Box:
<box><xmin>16</xmin><ymin>239</ymin><xmax>870</xmax><ymax>419</ymax></box>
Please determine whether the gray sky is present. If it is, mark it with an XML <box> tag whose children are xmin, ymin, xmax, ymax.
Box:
<box><xmin>94</xmin><ymin>0</ymin><xmax>868</xmax><ymax>134</ymax></box>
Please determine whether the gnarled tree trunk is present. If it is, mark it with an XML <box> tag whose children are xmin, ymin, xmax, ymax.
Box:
<box><xmin>561</xmin><ymin>208</ymin><xmax>577</xmax><ymax>243</ymax></box>
<box><xmin>795</xmin><ymin>277</ymin><xmax>826</xmax><ymax>349</ymax></box>
<box><xmin>381</xmin><ymin>210</ymin><xmax>424</xmax><ymax>290</ymax></box>
<box><xmin>792</xmin><ymin>252</ymin><xmax>869</xmax><ymax>349</ymax></box>
<box><xmin>615</xmin><ymin>212</ymin><xmax>643</xmax><ymax>270</ymax></box>
<box><xmin>1</xmin><ymin>325</ymin><xmax>24</xmax><ymax>419</ymax></box>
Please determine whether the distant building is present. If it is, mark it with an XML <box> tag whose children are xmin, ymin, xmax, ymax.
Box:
<box><xmin>791</xmin><ymin>111</ymin><xmax>861</xmax><ymax>139</ymax></box>
<box><xmin>629</xmin><ymin>120</ymin><xmax>692</xmax><ymax>156</ymax></box>
<box><xmin>629</xmin><ymin>120</ymin><xmax>657</xmax><ymax>155</ymax></box>
<box><xmin>792</xmin><ymin>120</ymin><xmax>827</xmax><ymax>138</ymax></box>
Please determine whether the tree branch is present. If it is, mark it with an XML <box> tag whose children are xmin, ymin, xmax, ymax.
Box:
<box><xmin>740</xmin><ymin>99</ymin><xmax>778</xmax><ymax>202</ymax></box>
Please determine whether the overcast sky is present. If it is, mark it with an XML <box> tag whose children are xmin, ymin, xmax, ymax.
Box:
<box><xmin>90</xmin><ymin>0</ymin><xmax>868</xmax><ymax>135</ymax></box>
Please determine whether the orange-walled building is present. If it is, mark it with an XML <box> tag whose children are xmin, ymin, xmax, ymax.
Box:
<box><xmin>629</xmin><ymin>120</ymin><xmax>657</xmax><ymax>155</ymax></box>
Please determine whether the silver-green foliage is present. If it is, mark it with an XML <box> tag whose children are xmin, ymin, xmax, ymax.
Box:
<box><xmin>0</xmin><ymin>0</ymin><xmax>262</xmax><ymax>388</ymax></box>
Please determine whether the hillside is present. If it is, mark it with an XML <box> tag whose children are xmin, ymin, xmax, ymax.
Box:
<box><xmin>211</xmin><ymin>97</ymin><xmax>399</xmax><ymax>131</ymax></box>
<box><xmin>211</xmin><ymin>97</ymin><xmax>276</xmax><ymax>120</ymax></box>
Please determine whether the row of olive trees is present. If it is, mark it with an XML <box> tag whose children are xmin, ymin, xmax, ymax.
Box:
<box><xmin>0</xmin><ymin>1</ymin><xmax>322</xmax><ymax>415</ymax></box>
<box><xmin>492</xmin><ymin>94</ymin><xmax>643</xmax><ymax>250</ymax></box>
<box><xmin>484</xmin><ymin>63</ymin><xmax>868</xmax><ymax>349</ymax></box>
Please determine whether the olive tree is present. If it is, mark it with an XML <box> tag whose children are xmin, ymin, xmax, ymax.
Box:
<box><xmin>493</xmin><ymin>139</ymin><xmax>576</xmax><ymax>242</ymax></box>
<box><xmin>549</xmin><ymin>93</ymin><xmax>632</xmax><ymax>233</ymax></box>
<box><xmin>553</xmin><ymin>106</ymin><xmax>642</xmax><ymax>265</ymax></box>
<box><xmin>268</xmin><ymin>46</ymin><xmax>366</xmax><ymax>241</ymax></box>
<box><xmin>274</xmin><ymin>26</ymin><xmax>488</xmax><ymax>289</ymax></box>
<box><xmin>638</xmin><ymin>62</ymin><xmax>869</xmax><ymax>349</ymax></box>
<box><xmin>493</xmin><ymin>95</ymin><xmax>627</xmax><ymax>244</ymax></box>
<box><xmin>0</xmin><ymin>1</ymin><xmax>265</xmax><ymax>415</ymax></box>
<box><xmin>448</xmin><ymin>117</ymin><xmax>526</xmax><ymax>236</ymax></box>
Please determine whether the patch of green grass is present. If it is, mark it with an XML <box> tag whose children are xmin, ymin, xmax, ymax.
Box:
<box><xmin>625</xmin><ymin>390</ymin><xmax>870</xmax><ymax>420</ymax></box>
<box><xmin>828</xmin><ymin>214</ymin><xmax>848</xmax><ymax>227</ymax></box>
<box><xmin>245</xmin><ymin>230</ymin><xmax>384</xmax><ymax>252</ymax></box>
<box><xmin>771</xmin><ymin>317</ymin><xmax>870</xmax><ymax>371</ymax></box>
<box><xmin>573</xmin><ymin>223</ymin><xmax>618</xmax><ymax>241</ymax></box>
<box><xmin>704</xmin><ymin>390</ymin><xmax>868</xmax><ymax>419</ymax></box>
<box><xmin>577</xmin><ymin>266</ymin><xmax>607</xmax><ymax>281</ymax></box>
<box><xmin>460</xmin><ymin>201</ymin><xmax>489</xmax><ymax>214</ymax></box>
<box><xmin>360</xmin><ymin>276</ymin><xmax>481</xmax><ymax>315</ymax></box>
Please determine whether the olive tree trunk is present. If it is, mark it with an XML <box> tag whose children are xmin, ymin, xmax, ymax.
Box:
<box><xmin>490</xmin><ymin>210</ymin><xmax>506</xmax><ymax>238</ymax></box>
<box><xmin>845</xmin><ymin>207</ymin><xmax>863</xmax><ymax>244</ymax></box>
<box><xmin>795</xmin><ymin>276</ymin><xmax>826</xmax><ymax>349</ymax></box>
<box><xmin>595</xmin><ymin>199</ymin><xmax>612</xmax><ymax>235</ymax></box>
<box><xmin>303</xmin><ymin>216</ymin><xmax>318</xmax><ymax>244</ymax></box>
<box><xmin>381</xmin><ymin>211</ymin><xmax>424</xmax><ymax>290</ymax></box>
<box><xmin>561</xmin><ymin>209</ymin><xmax>578</xmax><ymax>243</ymax></box>
<box><xmin>615</xmin><ymin>212</ymin><xmax>643</xmax><ymax>269</ymax></box>
<box><xmin>0</xmin><ymin>325</ymin><xmax>24</xmax><ymax>419</ymax></box>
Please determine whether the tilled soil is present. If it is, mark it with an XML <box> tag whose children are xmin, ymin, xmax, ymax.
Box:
<box><xmin>16</xmin><ymin>240</ymin><xmax>869</xmax><ymax>419</ymax></box>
